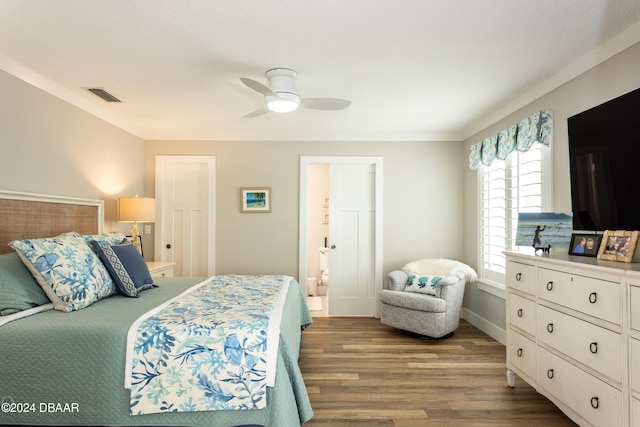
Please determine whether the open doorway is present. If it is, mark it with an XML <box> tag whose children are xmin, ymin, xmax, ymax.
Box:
<box><xmin>299</xmin><ymin>156</ymin><xmax>383</xmax><ymax>318</ymax></box>
<box><xmin>305</xmin><ymin>164</ymin><xmax>329</xmax><ymax>316</ymax></box>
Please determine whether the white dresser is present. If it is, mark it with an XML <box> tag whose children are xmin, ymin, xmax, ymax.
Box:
<box><xmin>505</xmin><ymin>252</ymin><xmax>640</xmax><ymax>427</ymax></box>
<box><xmin>629</xmin><ymin>273</ymin><xmax>640</xmax><ymax>426</ymax></box>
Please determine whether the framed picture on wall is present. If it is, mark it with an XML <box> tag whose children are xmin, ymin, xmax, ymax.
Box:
<box><xmin>240</xmin><ymin>187</ymin><xmax>271</xmax><ymax>213</ymax></box>
<box><xmin>568</xmin><ymin>233</ymin><xmax>602</xmax><ymax>257</ymax></box>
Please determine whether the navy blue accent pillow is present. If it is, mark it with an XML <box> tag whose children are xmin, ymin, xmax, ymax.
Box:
<box><xmin>90</xmin><ymin>240</ymin><xmax>156</xmax><ymax>297</ymax></box>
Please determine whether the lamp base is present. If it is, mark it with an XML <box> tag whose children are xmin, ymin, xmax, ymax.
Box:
<box><xmin>130</xmin><ymin>221</ymin><xmax>142</xmax><ymax>254</ymax></box>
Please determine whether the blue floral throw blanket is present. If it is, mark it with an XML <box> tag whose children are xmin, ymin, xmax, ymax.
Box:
<box><xmin>124</xmin><ymin>275</ymin><xmax>291</xmax><ymax>415</ymax></box>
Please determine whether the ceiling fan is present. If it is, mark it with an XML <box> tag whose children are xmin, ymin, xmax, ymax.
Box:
<box><xmin>240</xmin><ymin>68</ymin><xmax>351</xmax><ymax>118</ymax></box>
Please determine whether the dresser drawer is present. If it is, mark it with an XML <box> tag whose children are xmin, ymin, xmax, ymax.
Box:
<box><xmin>632</xmin><ymin>338</ymin><xmax>640</xmax><ymax>393</ymax></box>
<box><xmin>506</xmin><ymin>328</ymin><xmax>536</xmax><ymax>382</ymax></box>
<box><xmin>538</xmin><ymin>347</ymin><xmax>623</xmax><ymax>427</ymax></box>
<box><xmin>147</xmin><ymin>262</ymin><xmax>176</xmax><ymax>278</ymax></box>
<box><xmin>538</xmin><ymin>268</ymin><xmax>621</xmax><ymax>325</ymax></box>
<box><xmin>508</xmin><ymin>293</ymin><xmax>536</xmax><ymax>336</ymax></box>
<box><xmin>631</xmin><ymin>286</ymin><xmax>640</xmax><ymax>332</ymax></box>
<box><xmin>151</xmin><ymin>267</ymin><xmax>174</xmax><ymax>278</ymax></box>
<box><xmin>506</xmin><ymin>261</ymin><xmax>536</xmax><ymax>295</ymax></box>
<box><xmin>538</xmin><ymin>305</ymin><xmax>622</xmax><ymax>382</ymax></box>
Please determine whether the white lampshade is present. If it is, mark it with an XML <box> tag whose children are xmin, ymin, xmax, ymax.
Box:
<box><xmin>117</xmin><ymin>196</ymin><xmax>155</xmax><ymax>223</ymax></box>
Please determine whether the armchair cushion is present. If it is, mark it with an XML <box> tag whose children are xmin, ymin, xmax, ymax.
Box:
<box><xmin>380</xmin><ymin>289</ymin><xmax>446</xmax><ymax>312</ymax></box>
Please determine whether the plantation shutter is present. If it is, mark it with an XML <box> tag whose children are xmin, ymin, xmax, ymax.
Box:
<box><xmin>480</xmin><ymin>144</ymin><xmax>543</xmax><ymax>285</ymax></box>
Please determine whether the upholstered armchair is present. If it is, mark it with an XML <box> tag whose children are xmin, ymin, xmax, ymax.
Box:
<box><xmin>380</xmin><ymin>258</ymin><xmax>477</xmax><ymax>339</ymax></box>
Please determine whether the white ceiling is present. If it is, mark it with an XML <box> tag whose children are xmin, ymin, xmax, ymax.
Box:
<box><xmin>1</xmin><ymin>0</ymin><xmax>640</xmax><ymax>142</ymax></box>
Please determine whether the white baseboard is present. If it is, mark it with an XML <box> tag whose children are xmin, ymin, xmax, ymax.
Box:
<box><xmin>462</xmin><ymin>308</ymin><xmax>506</xmax><ymax>345</ymax></box>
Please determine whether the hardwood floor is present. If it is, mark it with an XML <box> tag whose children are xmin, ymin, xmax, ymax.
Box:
<box><xmin>298</xmin><ymin>317</ymin><xmax>577</xmax><ymax>426</ymax></box>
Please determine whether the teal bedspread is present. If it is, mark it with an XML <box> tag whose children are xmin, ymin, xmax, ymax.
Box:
<box><xmin>0</xmin><ymin>277</ymin><xmax>313</xmax><ymax>426</ymax></box>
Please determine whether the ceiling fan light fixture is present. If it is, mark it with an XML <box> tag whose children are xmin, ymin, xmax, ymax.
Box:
<box><xmin>266</xmin><ymin>92</ymin><xmax>301</xmax><ymax>113</ymax></box>
<box><xmin>241</xmin><ymin>68</ymin><xmax>351</xmax><ymax>117</ymax></box>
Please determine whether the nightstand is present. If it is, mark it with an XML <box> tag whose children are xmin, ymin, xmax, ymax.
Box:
<box><xmin>146</xmin><ymin>261</ymin><xmax>176</xmax><ymax>278</ymax></box>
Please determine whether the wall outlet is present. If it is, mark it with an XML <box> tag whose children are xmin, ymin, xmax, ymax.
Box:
<box><xmin>144</xmin><ymin>224</ymin><xmax>152</xmax><ymax>235</ymax></box>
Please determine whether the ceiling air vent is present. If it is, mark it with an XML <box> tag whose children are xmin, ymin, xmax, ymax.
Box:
<box><xmin>86</xmin><ymin>87</ymin><xmax>122</xmax><ymax>103</ymax></box>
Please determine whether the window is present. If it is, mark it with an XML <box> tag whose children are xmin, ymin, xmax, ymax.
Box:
<box><xmin>478</xmin><ymin>143</ymin><xmax>550</xmax><ymax>297</ymax></box>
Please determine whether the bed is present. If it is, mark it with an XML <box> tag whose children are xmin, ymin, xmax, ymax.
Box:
<box><xmin>0</xmin><ymin>191</ymin><xmax>313</xmax><ymax>427</ymax></box>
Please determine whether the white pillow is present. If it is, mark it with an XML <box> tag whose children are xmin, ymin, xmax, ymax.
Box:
<box><xmin>404</xmin><ymin>275</ymin><xmax>443</xmax><ymax>295</ymax></box>
<box><xmin>10</xmin><ymin>232</ymin><xmax>115</xmax><ymax>312</ymax></box>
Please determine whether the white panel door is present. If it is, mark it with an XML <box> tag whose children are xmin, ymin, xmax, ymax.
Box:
<box><xmin>328</xmin><ymin>163</ymin><xmax>375</xmax><ymax>316</ymax></box>
<box><xmin>155</xmin><ymin>156</ymin><xmax>215</xmax><ymax>277</ymax></box>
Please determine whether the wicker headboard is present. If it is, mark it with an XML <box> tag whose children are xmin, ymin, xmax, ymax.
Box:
<box><xmin>0</xmin><ymin>191</ymin><xmax>103</xmax><ymax>254</ymax></box>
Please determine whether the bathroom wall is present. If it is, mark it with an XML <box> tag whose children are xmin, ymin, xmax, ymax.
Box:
<box><xmin>306</xmin><ymin>164</ymin><xmax>329</xmax><ymax>289</ymax></box>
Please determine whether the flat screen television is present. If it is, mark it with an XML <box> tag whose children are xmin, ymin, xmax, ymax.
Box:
<box><xmin>568</xmin><ymin>86</ymin><xmax>640</xmax><ymax>232</ymax></box>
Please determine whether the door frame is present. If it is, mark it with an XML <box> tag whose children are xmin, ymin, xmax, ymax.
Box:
<box><xmin>155</xmin><ymin>155</ymin><xmax>216</xmax><ymax>276</ymax></box>
<box><xmin>298</xmin><ymin>156</ymin><xmax>383</xmax><ymax>317</ymax></box>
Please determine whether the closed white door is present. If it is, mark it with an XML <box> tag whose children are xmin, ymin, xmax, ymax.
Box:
<box><xmin>328</xmin><ymin>163</ymin><xmax>376</xmax><ymax>316</ymax></box>
<box><xmin>155</xmin><ymin>156</ymin><xmax>216</xmax><ymax>277</ymax></box>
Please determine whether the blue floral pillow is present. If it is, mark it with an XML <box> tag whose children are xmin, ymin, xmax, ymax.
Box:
<box><xmin>82</xmin><ymin>231</ymin><xmax>127</xmax><ymax>246</ymax></box>
<box><xmin>90</xmin><ymin>240</ymin><xmax>155</xmax><ymax>297</ymax></box>
<box><xmin>9</xmin><ymin>232</ymin><xmax>115</xmax><ymax>312</ymax></box>
<box><xmin>404</xmin><ymin>275</ymin><xmax>443</xmax><ymax>296</ymax></box>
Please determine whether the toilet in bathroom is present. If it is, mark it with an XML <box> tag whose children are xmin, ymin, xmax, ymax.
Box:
<box><xmin>319</xmin><ymin>247</ymin><xmax>329</xmax><ymax>292</ymax></box>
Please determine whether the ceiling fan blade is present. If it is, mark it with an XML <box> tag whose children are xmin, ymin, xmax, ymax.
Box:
<box><xmin>240</xmin><ymin>77</ymin><xmax>276</xmax><ymax>96</ymax></box>
<box><xmin>301</xmin><ymin>98</ymin><xmax>351</xmax><ymax>111</ymax></box>
<box><xmin>243</xmin><ymin>107</ymin><xmax>270</xmax><ymax>118</ymax></box>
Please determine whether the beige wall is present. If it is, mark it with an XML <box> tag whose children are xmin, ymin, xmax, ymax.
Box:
<box><xmin>462</xmin><ymin>41</ymin><xmax>640</xmax><ymax>333</ymax></box>
<box><xmin>0</xmin><ymin>70</ymin><xmax>146</xmax><ymax>243</ymax></box>
<box><xmin>144</xmin><ymin>140</ymin><xmax>465</xmax><ymax>281</ymax></box>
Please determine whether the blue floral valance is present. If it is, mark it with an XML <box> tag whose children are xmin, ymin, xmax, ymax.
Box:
<box><xmin>468</xmin><ymin>110</ymin><xmax>553</xmax><ymax>171</ymax></box>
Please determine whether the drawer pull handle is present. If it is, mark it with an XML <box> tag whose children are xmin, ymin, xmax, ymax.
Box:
<box><xmin>547</xmin><ymin>323</ymin><xmax>554</xmax><ymax>333</ymax></box>
<box><xmin>589</xmin><ymin>292</ymin><xmax>597</xmax><ymax>304</ymax></box>
<box><xmin>517</xmin><ymin>308</ymin><xmax>523</xmax><ymax>318</ymax></box>
<box><xmin>546</xmin><ymin>281</ymin><xmax>554</xmax><ymax>291</ymax></box>
<box><xmin>515</xmin><ymin>272</ymin><xmax>522</xmax><ymax>281</ymax></box>
<box><xmin>590</xmin><ymin>396</ymin><xmax>599</xmax><ymax>409</ymax></box>
<box><xmin>517</xmin><ymin>348</ymin><xmax>523</xmax><ymax>357</ymax></box>
<box><xmin>590</xmin><ymin>342</ymin><xmax>598</xmax><ymax>354</ymax></box>
<box><xmin>547</xmin><ymin>369</ymin><xmax>554</xmax><ymax>379</ymax></box>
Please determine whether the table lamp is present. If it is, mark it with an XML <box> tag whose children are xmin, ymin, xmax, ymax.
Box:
<box><xmin>117</xmin><ymin>196</ymin><xmax>155</xmax><ymax>253</ymax></box>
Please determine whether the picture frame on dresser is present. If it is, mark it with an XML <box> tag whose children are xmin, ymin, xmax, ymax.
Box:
<box><xmin>568</xmin><ymin>233</ymin><xmax>602</xmax><ymax>256</ymax></box>
<box><xmin>597</xmin><ymin>230</ymin><xmax>640</xmax><ymax>262</ymax></box>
